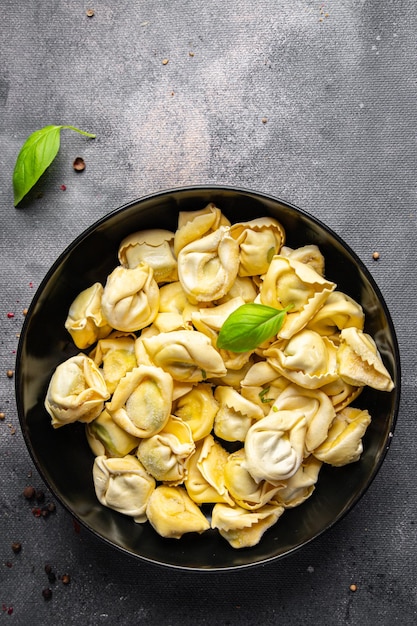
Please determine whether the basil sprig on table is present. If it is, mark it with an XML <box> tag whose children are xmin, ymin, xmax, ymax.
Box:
<box><xmin>217</xmin><ymin>303</ymin><xmax>291</xmax><ymax>353</ymax></box>
<box><xmin>12</xmin><ymin>125</ymin><xmax>95</xmax><ymax>206</ymax></box>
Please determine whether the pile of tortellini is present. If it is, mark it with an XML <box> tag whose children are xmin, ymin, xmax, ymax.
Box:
<box><xmin>44</xmin><ymin>203</ymin><xmax>394</xmax><ymax>549</ymax></box>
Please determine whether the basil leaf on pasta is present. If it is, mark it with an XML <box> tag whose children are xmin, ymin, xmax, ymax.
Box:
<box><xmin>217</xmin><ymin>303</ymin><xmax>290</xmax><ymax>353</ymax></box>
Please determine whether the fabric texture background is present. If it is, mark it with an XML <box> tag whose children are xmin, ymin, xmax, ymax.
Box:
<box><xmin>0</xmin><ymin>1</ymin><xmax>415</xmax><ymax>624</ymax></box>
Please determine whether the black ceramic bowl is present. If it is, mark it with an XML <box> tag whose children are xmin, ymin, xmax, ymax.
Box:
<box><xmin>16</xmin><ymin>186</ymin><xmax>400</xmax><ymax>570</ymax></box>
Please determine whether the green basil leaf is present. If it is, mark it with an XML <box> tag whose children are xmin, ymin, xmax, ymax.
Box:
<box><xmin>13</xmin><ymin>125</ymin><xmax>95</xmax><ymax>206</ymax></box>
<box><xmin>217</xmin><ymin>303</ymin><xmax>290</xmax><ymax>353</ymax></box>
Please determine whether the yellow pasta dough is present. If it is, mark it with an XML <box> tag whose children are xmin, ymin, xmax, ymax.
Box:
<box><xmin>47</xmin><ymin>204</ymin><xmax>395</xmax><ymax>549</ymax></box>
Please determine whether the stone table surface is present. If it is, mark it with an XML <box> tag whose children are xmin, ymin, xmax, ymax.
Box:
<box><xmin>1</xmin><ymin>1</ymin><xmax>416</xmax><ymax>624</ymax></box>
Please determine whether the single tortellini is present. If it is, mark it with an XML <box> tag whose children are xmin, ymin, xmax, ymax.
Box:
<box><xmin>279</xmin><ymin>244</ymin><xmax>325</xmax><ymax>276</ymax></box>
<box><xmin>306</xmin><ymin>291</ymin><xmax>365</xmax><ymax>338</ymax></box>
<box><xmin>118</xmin><ymin>229</ymin><xmax>178</xmax><ymax>283</ymax></box>
<box><xmin>321</xmin><ymin>378</ymin><xmax>362</xmax><ymax>413</ymax></box>
<box><xmin>216</xmin><ymin>350</ymin><xmax>253</xmax><ymax>373</ymax></box>
<box><xmin>207</xmin><ymin>359</ymin><xmax>255</xmax><ymax>389</ymax></box>
<box><xmin>86</xmin><ymin>409</ymin><xmax>140</xmax><ymax>457</ymax></box>
<box><xmin>273</xmin><ymin>383</ymin><xmax>336</xmax><ymax>453</ymax></box>
<box><xmin>171</xmin><ymin>380</ymin><xmax>195</xmax><ymax>402</ymax></box>
<box><xmin>240</xmin><ymin>361</ymin><xmax>290</xmax><ymax>414</ymax></box>
<box><xmin>240</xmin><ymin>383</ymin><xmax>288</xmax><ymax>416</ymax></box>
<box><xmin>313</xmin><ymin>406</ymin><xmax>372</xmax><ymax>466</ymax></box>
<box><xmin>137</xmin><ymin>416</ymin><xmax>195</xmax><ymax>484</ymax></box>
<box><xmin>216</xmin><ymin>275</ymin><xmax>259</xmax><ymax>304</ymax></box>
<box><xmin>213</xmin><ymin>386</ymin><xmax>264</xmax><ymax>442</ymax></box>
<box><xmin>135</xmin><ymin>336</ymin><xmax>197</xmax><ymax>402</ymax></box>
<box><xmin>64</xmin><ymin>282</ymin><xmax>112</xmax><ymax>349</ymax></box>
<box><xmin>194</xmin><ymin>434</ymin><xmax>234</xmax><ymax>505</ymax></box>
<box><xmin>265</xmin><ymin>329</ymin><xmax>339</xmax><ymax>389</ymax></box>
<box><xmin>230</xmin><ymin>217</ymin><xmax>285</xmax><ymax>277</ymax></box>
<box><xmin>241</xmin><ymin>360</ymin><xmax>285</xmax><ymax>388</ymax></box>
<box><xmin>152</xmin><ymin>313</ymin><xmax>187</xmax><ymax>334</ymax></box>
<box><xmin>337</xmin><ymin>327</ymin><xmax>394</xmax><ymax>392</ymax></box>
<box><xmin>44</xmin><ymin>354</ymin><xmax>110</xmax><ymax>428</ymax></box>
<box><xmin>146</xmin><ymin>485</ymin><xmax>210</xmax><ymax>539</ymax></box>
<box><xmin>184</xmin><ymin>439</ymin><xmax>232</xmax><ymax>504</ymax></box>
<box><xmin>243</xmin><ymin>409</ymin><xmax>307</xmax><ymax>484</ymax></box>
<box><xmin>93</xmin><ymin>455</ymin><xmax>155</xmax><ymax>523</ymax></box>
<box><xmin>134</xmin><ymin>331</ymin><xmax>158</xmax><ymax>368</ymax></box>
<box><xmin>153</xmin><ymin>281</ymin><xmax>198</xmax><ymax>333</ymax></box>
<box><xmin>211</xmin><ymin>502</ymin><xmax>285</xmax><ymax>549</ymax></box>
<box><xmin>260</xmin><ymin>256</ymin><xmax>336</xmax><ymax>339</ymax></box>
<box><xmin>173</xmin><ymin>203</ymin><xmax>230</xmax><ymax>257</ymax></box>
<box><xmin>177</xmin><ymin>226</ymin><xmax>240</xmax><ymax>303</ymax></box>
<box><xmin>192</xmin><ymin>297</ymin><xmax>245</xmax><ymax>338</ymax></box>
<box><xmin>106</xmin><ymin>365</ymin><xmax>173</xmax><ymax>438</ymax></box>
<box><xmin>224</xmin><ymin>449</ymin><xmax>282</xmax><ymax>510</ymax></box>
<box><xmin>173</xmin><ymin>383</ymin><xmax>219</xmax><ymax>441</ymax></box>
<box><xmin>272</xmin><ymin>456</ymin><xmax>322</xmax><ymax>508</ymax></box>
<box><xmin>140</xmin><ymin>329</ymin><xmax>227</xmax><ymax>382</ymax></box>
<box><xmin>101</xmin><ymin>262</ymin><xmax>159</xmax><ymax>332</ymax></box>
<box><xmin>89</xmin><ymin>331</ymin><xmax>137</xmax><ymax>394</ymax></box>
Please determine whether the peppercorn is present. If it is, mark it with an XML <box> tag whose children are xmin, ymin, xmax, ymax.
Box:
<box><xmin>11</xmin><ymin>542</ymin><xmax>21</xmax><ymax>554</ymax></box>
<box><xmin>46</xmin><ymin>502</ymin><xmax>56</xmax><ymax>513</ymax></box>
<box><xmin>44</xmin><ymin>564</ymin><xmax>52</xmax><ymax>575</ymax></box>
<box><xmin>61</xmin><ymin>574</ymin><xmax>71</xmax><ymax>585</ymax></box>
<box><xmin>0</xmin><ymin>412</ymin><xmax>5</xmax><ymax>420</ymax></box>
<box><xmin>73</xmin><ymin>157</ymin><xmax>86</xmax><ymax>172</ymax></box>
<box><xmin>35</xmin><ymin>489</ymin><xmax>45</xmax><ymax>503</ymax></box>
<box><xmin>23</xmin><ymin>485</ymin><xmax>35</xmax><ymax>499</ymax></box>
<box><xmin>42</xmin><ymin>588</ymin><xmax>52</xmax><ymax>601</ymax></box>
<box><xmin>6</xmin><ymin>370</ymin><xmax>13</xmax><ymax>379</ymax></box>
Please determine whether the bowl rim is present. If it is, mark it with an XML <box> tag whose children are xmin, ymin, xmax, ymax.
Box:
<box><xmin>15</xmin><ymin>184</ymin><xmax>401</xmax><ymax>571</ymax></box>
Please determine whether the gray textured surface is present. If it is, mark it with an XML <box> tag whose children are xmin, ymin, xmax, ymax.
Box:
<box><xmin>0</xmin><ymin>1</ymin><xmax>416</xmax><ymax>624</ymax></box>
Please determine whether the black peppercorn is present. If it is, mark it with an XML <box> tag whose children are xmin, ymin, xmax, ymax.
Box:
<box><xmin>42</xmin><ymin>588</ymin><xmax>52</xmax><ymax>601</ymax></box>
